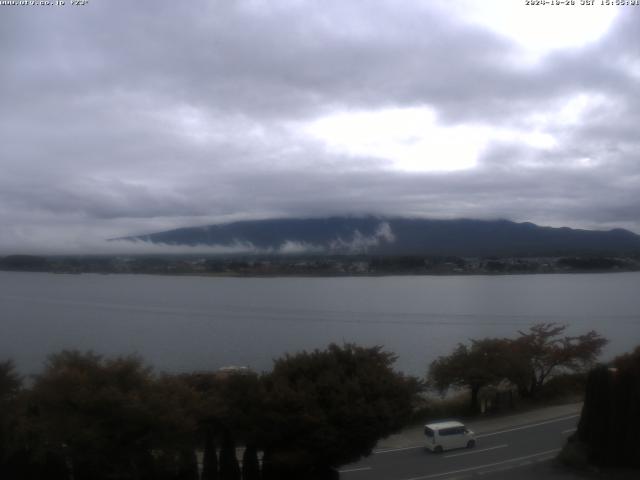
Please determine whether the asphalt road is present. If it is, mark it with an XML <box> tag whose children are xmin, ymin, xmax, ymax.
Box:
<box><xmin>339</xmin><ymin>414</ymin><xmax>579</xmax><ymax>480</ymax></box>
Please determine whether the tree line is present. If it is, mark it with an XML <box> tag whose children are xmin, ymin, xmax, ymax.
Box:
<box><xmin>428</xmin><ymin>323</ymin><xmax>607</xmax><ymax>413</ymax></box>
<box><xmin>0</xmin><ymin>344</ymin><xmax>418</xmax><ymax>480</ymax></box>
<box><xmin>0</xmin><ymin>323</ymin><xmax>607</xmax><ymax>479</ymax></box>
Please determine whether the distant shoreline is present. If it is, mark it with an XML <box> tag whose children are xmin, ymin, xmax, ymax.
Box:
<box><xmin>2</xmin><ymin>267</ymin><xmax>639</xmax><ymax>279</ymax></box>
<box><xmin>2</xmin><ymin>252</ymin><xmax>639</xmax><ymax>278</ymax></box>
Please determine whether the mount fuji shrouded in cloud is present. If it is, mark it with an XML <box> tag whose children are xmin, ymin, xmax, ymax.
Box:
<box><xmin>115</xmin><ymin>217</ymin><xmax>640</xmax><ymax>257</ymax></box>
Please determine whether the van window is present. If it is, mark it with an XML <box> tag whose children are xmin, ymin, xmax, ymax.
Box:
<box><xmin>424</xmin><ymin>427</ymin><xmax>434</xmax><ymax>438</ymax></box>
<box><xmin>440</xmin><ymin>427</ymin><xmax>465</xmax><ymax>436</ymax></box>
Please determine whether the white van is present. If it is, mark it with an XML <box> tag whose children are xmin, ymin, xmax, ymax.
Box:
<box><xmin>424</xmin><ymin>421</ymin><xmax>476</xmax><ymax>452</ymax></box>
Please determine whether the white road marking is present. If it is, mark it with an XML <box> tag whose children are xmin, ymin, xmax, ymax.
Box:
<box><xmin>443</xmin><ymin>444</ymin><xmax>508</xmax><ymax>458</ymax></box>
<box><xmin>402</xmin><ymin>448</ymin><xmax>561</xmax><ymax>480</ymax></box>
<box><xmin>339</xmin><ymin>466</ymin><xmax>372</xmax><ymax>473</ymax></box>
<box><xmin>478</xmin><ymin>455</ymin><xmax>555</xmax><ymax>475</ymax></box>
<box><xmin>475</xmin><ymin>414</ymin><xmax>579</xmax><ymax>438</ymax></box>
<box><xmin>375</xmin><ymin>445</ymin><xmax>425</xmax><ymax>454</ymax></box>
<box><xmin>562</xmin><ymin>428</ymin><xmax>577</xmax><ymax>435</ymax></box>
<box><xmin>478</xmin><ymin>465</ymin><xmax>517</xmax><ymax>475</ymax></box>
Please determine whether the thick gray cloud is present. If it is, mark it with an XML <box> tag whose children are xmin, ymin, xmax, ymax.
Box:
<box><xmin>1</xmin><ymin>0</ymin><xmax>639</xmax><ymax>253</ymax></box>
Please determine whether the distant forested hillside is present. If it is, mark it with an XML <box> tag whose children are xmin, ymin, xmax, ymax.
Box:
<box><xmin>115</xmin><ymin>217</ymin><xmax>640</xmax><ymax>257</ymax></box>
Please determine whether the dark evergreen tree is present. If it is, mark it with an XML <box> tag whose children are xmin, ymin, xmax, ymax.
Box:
<box><xmin>135</xmin><ymin>450</ymin><xmax>158</xmax><ymax>480</ymax></box>
<box><xmin>152</xmin><ymin>451</ymin><xmax>179</xmax><ymax>480</ymax></box>
<box><xmin>576</xmin><ymin>346</ymin><xmax>640</xmax><ymax>467</ymax></box>
<box><xmin>176</xmin><ymin>449</ymin><xmax>198</xmax><ymax>480</ymax></box>
<box><xmin>259</xmin><ymin>449</ymin><xmax>275</xmax><ymax>480</ymax></box>
<box><xmin>576</xmin><ymin>365</ymin><xmax>612</xmax><ymax>463</ymax></box>
<box><xmin>241</xmin><ymin>444</ymin><xmax>260</xmax><ymax>480</ymax></box>
<box><xmin>201</xmin><ymin>430</ymin><xmax>219</xmax><ymax>480</ymax></box>
<box><xmin>219</xmin><ymin>431</ymin><xmax>241</xmax><ymax>480</ymax></box>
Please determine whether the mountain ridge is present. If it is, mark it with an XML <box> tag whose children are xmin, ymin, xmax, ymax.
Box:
<box><xmin>114</xmin><ymin>217</ymin><xmax>640</xmax><ymax>257</ymax></box>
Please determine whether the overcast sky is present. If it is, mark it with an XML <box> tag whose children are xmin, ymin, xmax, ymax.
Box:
<box><xmin>1</xmin><ymin>0</ymin><xmax>639</xmax><ymax>254</ymax></box>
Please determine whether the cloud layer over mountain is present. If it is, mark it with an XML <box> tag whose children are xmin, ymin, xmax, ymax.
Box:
<box><xmin>1</xmin><ymin>0</ymin><xmax>639</xmax><ymax>253</ymax></box>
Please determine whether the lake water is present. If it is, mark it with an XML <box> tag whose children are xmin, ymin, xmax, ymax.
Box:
<box><xmin>1</xmin><ymin>271</ymin><xmax>640</xmax><ymax>376</ymax></box>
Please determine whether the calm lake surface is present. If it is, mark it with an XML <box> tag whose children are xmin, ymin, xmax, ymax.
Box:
<box><xmin>2</xmin><ymin>271</ymin><xmax>640</xmax><ymax>376</ymax></box>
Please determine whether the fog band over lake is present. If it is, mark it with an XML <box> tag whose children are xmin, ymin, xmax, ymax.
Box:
<box><xmin>2</xmin><ymin>271</ymin><xmax>640</xmax><ymax>376</ymax></box>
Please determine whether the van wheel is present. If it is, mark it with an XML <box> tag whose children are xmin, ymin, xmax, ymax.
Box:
<box><xmin>434</xmin><ymin>446</ymin><xmax>443</xmax><ymax>453</ymax></box>
<box><xmin>467</xmin><ymin>440</ymin><xmax>476</xmax><ymax>449</ymax></box>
